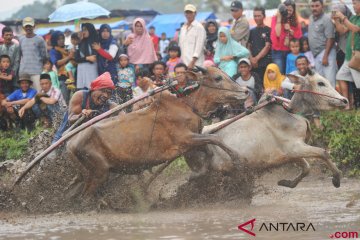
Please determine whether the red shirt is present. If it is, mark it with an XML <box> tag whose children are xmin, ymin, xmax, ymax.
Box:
<box><xmin>270</xmin><ymin>16</ymin><xmax>302</xmax><ymax>51</ymax></box>
<box><xmin>150</xmin><ymin>34</ymin><xmax>159</xmax><ymax>52</ymax></box>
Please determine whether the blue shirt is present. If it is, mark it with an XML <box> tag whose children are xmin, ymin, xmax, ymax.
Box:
<box><xmin>7</xmin><ymin>88</ymin><xmax>37</xmax><ymax>102</ymax></box>
<box><xmin>286</xmin><ymin>53</ymin><xmax>304</xmax><ymax>74</ymax></box>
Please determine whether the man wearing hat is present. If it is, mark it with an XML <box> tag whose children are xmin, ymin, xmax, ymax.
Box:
<box><xmin>19</xmin><ymin>17</ymin><xmax>48</xmax><ymax>92</ymax></box>
<box><xmin>1</xmin><ymin>74</ymin><xmax>37</xmax><ymax>130</ymax></box>
<box><xmin>230</xmin><ymin>1</ymin><xmax>250</xmax><ymax>46</ymax></box>
<box><xmin>18</xmin><ymin>73</ymin><xmax>66</xmax><ymax>128</ymax></box>
<box><xmin>52</xmin><ymin>72</ymin><xmax>117</xmax><ymax>143</ymax></box>
<box><xmin>179</xmin><ymin>4</ymin><xmax>206</xmax><ymax>69</ymax></box>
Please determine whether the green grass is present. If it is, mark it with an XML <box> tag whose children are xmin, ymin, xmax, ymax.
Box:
<box><xmin>0</xmin><ymin>127</ymin><xmax>44</xmax><ymax>161</ymax></box>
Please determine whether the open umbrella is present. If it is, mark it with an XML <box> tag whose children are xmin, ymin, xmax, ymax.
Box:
<box><xmin>48</xmin><ymin>1</ymin><xmax>110</xmax><ymax>22</ymax></box>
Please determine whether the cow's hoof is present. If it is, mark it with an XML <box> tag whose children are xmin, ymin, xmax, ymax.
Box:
<box><xmin>332</xmin><ymin>176</ymin><xmax>340</xmax><ymax>188</ymax></box>
<box><xmin>278</xmin><ymin>179</ymin><xmax>296</xmax><ymax>188</ymax></box>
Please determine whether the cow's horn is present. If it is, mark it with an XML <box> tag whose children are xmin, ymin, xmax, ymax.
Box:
<box><xmin>195</xmin><ymin>66</ymin><xmax>208</xmax><ymax>74</ymax></box>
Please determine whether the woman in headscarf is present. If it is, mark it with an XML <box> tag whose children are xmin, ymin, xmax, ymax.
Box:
<box><xmin>124</xmin><ymin>18</ymin><xmax>157</xmax><ymax>71</ymax></box>
<box><xmin>75</xmin><ymin>23</ymin><xmax>99</xmax><ymax>90</ymax></box>
<box><xmin>49</xmin><ymin>31</ymin><xmax>73</xmax><ymax>103</ymax></box>
<box><xmin>204</xmin><ymin>20</ymin><xmax>218</xmax><ymax>62</ymax></box>
<box><xmin>93</xmin><ymin>24</ymin><xmax>119</xmax><ymax>85</ymax></box>
<box><xmin>214</xmin><ymin>27</ymin><xmax>249</xmax><ymax>77</ymax></box>
<box><xmin>263</xmin><ymin>63</ymin><xmax>285</xmax><ymax>95</ymax></box>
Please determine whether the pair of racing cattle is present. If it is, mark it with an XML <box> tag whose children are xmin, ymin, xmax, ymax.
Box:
<box><xmin>26</xmin><ymin>67</ymin><xmax>351</xmax><ymax>196</ymax></box>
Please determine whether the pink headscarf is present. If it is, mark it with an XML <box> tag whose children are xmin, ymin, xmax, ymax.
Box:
<box><xmin>127</xmin><ymin>18</ymin><xmax>158</xmax><ymax>65</ymax></box>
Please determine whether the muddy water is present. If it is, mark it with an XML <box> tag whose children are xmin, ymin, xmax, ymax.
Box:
<box><xmin>1</xmin><ymin>172</ymin><xmax>359</xmax><ymax>240</ymax></box>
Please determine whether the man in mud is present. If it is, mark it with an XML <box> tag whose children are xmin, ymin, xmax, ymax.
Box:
<box><xmin>52</xmin><ymin>72</ymin><xmax>116</xmax><ymax>143</ymax></box>
<box><xmin>170</xmin><ymin>63</ymin><xmax>199</xmax><ymax>97</ymax></box>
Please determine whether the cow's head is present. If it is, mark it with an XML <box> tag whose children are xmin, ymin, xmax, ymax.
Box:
<box><xmin>184</xmin><ymin>66</ymin><xmax>248</xmax><ymax>118</ymax></box>
<box><xmin>288</xmin><ymin>71</ymin><xmax>348</xmax><ymax>113</ymax></box>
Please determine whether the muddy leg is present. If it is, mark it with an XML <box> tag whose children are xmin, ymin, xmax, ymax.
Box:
<box><xmin>190</xmin><ymin>133</ymin><xmax>240</xmax><ymax>164</ymax></box>
<box><xmin>278</xmin><ymin>158</ymin><xmax>310</xmax><ymax>188</ymax></box>
<box><xmin>290</xmin><ymin>145</ymin><xmax>342</xmax><ymax>188</ymax></box>
<box><xmin>81</xmin><ymin>166</ymin><xmax>109</xmax><ymax>197</ymax></box>
<box><xmin>184</xmin><ymin>145</ymin><xmax>213</xmax><ymax>179</ymax></box>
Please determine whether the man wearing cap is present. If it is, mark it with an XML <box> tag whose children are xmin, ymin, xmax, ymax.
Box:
<box><xmin>179</xmin><ymin>4</ymin><xmax>206</xmax><ymax>69</ymax></box>
<box><xmin>19</xmin><ymin>17</ymin><xmax>48</xmax><ymax>92</ymax></box>
<box><xmin>52</xmin><ymin>72</ymin><xmax>117</xmax><ymax>143</ymax></box>
<box><xmin>230</xmin><ymin>1</ymin><xmax>250</xmax><ymax>46</ymax></box>
<box><xmin>1</xmin><ymin>74</ymin><xmax>37</xmax><ymax>130</ymax></box>
<box><xmin>18</xmin><ymin>73</ymin><xmax>66</xmax><ymax>128</ymax></box>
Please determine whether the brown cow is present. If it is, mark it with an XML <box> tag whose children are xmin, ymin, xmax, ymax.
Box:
<box><xmin>66</xmin><ymin>67</ymin><xmax>248</xmax><ymax>196</ymax></box>
<box><xmin>184</xmin><ymin>72</ymin><xmax>348</xmax><ymax>188</ymax></box>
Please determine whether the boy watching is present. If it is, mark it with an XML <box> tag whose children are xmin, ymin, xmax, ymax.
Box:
<box><xmin>0</xmin><ymin>55</ymin><xmax>14</xmax><ymax>95</ymax></box>
<box><xmin>19</xmin><ymin>73</ymin><xmax>66</xmax><ymax>128</ymax></box>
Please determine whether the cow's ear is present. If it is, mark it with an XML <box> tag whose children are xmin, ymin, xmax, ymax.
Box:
<box><xmin>185</xmin><ymin>71</ymin><xmax>199</xmax><ymax>82</ymax></box>
<box><xmin>287</xmin><ymin>74</ymin><xmax>306</xmax><ymax>84</ymax></box>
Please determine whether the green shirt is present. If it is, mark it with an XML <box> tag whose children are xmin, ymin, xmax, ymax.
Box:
<box><xmin>345</xmin><ymin>15</ymin><xmax>360</xmax><ymax>61</ymax></box>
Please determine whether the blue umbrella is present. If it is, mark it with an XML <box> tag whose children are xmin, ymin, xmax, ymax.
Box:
<box><xmin>49</xmin><ymin>1</ymin><xmax>110</xmax><ymax>22</ymax></box>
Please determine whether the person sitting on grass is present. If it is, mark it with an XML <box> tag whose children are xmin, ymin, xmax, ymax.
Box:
<box><xmin>1</xmin><ymin>74</ymin><xmax>37</xmax><ymax>130</ymax></box>
<box><xmin>18</xmin><ymin>73</ymin><xmax>66</xmax><ymax>128</ymax></box>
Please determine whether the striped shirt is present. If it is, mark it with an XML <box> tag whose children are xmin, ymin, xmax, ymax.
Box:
<box><xmin>19</xmin><ymin>35</ymin><xmax>48</xmax><ymax>75</ymax></box>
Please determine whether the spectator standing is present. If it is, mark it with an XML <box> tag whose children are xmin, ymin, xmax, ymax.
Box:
<box><xmin>19</xmin><ymin>17</ymin><xmax>48</xmax><ymax>92</ymax></box>
<box><xmin>247</xmin><ymin>6</ymin><xmax>272</xmax><ymax>80</ymax></box>
<box><xmin>125</xmin><ymin>18</ymin><xmax>158</xmax><ymax>71</ymax></box>
<box><xmin>300</xmin><ymin>37</ymin><xmax>315</xmax><ymax>68</ymax></box>
<box><xmin>75</xmin><ymin>23</ymin><xmax>99</xmax><ymax>90</ymax></box>
<box><xmin>49</xmin><ymin>31</ymin><xmax>73</xmax><ymax>103</ymax></box>
<box><xmin>64</xmin><ymin>28</ymin><xmax>72</xmax><ymax>47</ymax></box>
<box><xmin>204</xmin><ymin>20</ymin><xmax>218</xmax><ymax>62</ymax></box>
<box><xmin>230</xmin><ymin>1</ymin><xmax>250</xmax><ymax>46</ymax></box>
<box><xmin>159</xmin><ymin>33</ymin><xmax>170</xmax><ymax>59</ymax></box>
<box><xmin>179</xmin><ymin>4</ymin><xmax>206</xmax><ymax>69</ymax></box>
<box><xmin>333</xmin><ymin>0</ymin><xmax>360</xmax><ymax>108</ymax></box>
<box><xmin>0</xmin><ymin>27</ymin><xmax>20</xmax><ymax>89</ymax></box>
<box><xmin>233</xmin><ymin>58</ymin><xmax>263</xmax><ymax>105</ymax></box>
<box><xmin>263</xmin><ymin>63</ymin><xmax>285</xmax><ymax>95</ymax></box>
<box><xmin>214</xmin><ymin>27</ymin><xmax>249</xmax><ymax>77</ymax></box>
<box><xmin>0</xmin><ymin>55</ymin><xmax>14</xmax><ymax>96</ymax></box>
<box><xmin>149</xmin><ymin>26</ymin><xmax>160</xmax><ymax>52</ymax></box>
<box><xmin>115</xmin><ymin>54</ymin><xmax>135</xmax><ymax>106</ymax></box>
<box><xmin>166</xmin><ymin>45</ymin><xmax>182</xmax><ymax>77</ymax></box>
<box><xmin>42</xmin><ymin>59</ymin><xmax>60</xmax><ymax>90</ymax></box>
<box><xmin>270</xmin><ymin>1</ymin><xmax>302</xmax><ymax>74</ymax></box>
<box><xmin>286</xmin><ymin>39</ymin><xmax>304</xmax><ymax>74</ymax></box>
<box><xmin>309</xmin><ymin>0</ymin><xmax>337</xmax><ymax>87</ymax></box>
<box><xmin>94</xmin><ymin>24</ymin><xmax>119</xmax><ymax>85</ymax></box>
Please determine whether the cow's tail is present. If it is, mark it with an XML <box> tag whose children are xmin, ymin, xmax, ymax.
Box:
<box><xmin>305</xmin><ymin>119</ymin><xmax>312</xmax><ymax>143</ymax></box>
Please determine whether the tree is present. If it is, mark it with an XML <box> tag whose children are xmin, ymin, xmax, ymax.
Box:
<box><xmin>10</xmin><ymin>0</ymin><xmax>56</xmax><ymax>20</ymax></box>
<box><xmin>264</xmin><ymin>0</ymin><xmax>281</xmax><ymax>9</ymax></box>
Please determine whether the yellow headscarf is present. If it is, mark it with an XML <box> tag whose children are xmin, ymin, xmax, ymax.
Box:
<box><xmin>263</xmin><ymin>64</ymin><xmax>285</xmax><ymax>91</ymax></box>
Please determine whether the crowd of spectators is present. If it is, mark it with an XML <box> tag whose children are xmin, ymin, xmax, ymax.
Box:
<box><xmin>0</xmin><ymin>0</ymin><xmax>359</xmax><ymax>134</ymax></box>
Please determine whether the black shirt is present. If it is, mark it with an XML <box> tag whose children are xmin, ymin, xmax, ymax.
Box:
<box><xmin>248</xmin><ymin>26</ymin><xmax>272</xmax><ymax>68</ymax></box>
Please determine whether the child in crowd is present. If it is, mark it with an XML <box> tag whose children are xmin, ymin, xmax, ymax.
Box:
<box><xmin>166</xmin><ymin>45</ymin><xmax>182</xmax><ymax>77</ymax></box>
<box><xmin>286</xmin><ymin>39</ymin><xmax>304</xmax><ymax>74</ymax></box>
<box><xmin>133</xmin><ymin>69</ymin><xmax>155</xmax><ymax>111</ymax></box>
<box><xmin>159</xmin><ymin>32</ymin><xmax>170</xmax><ymax>59</ymax></box>
<box><xmin>65</xmin><ymin>33</ymin><xmax>80</xmax><ymax>91</ymax></box>
<box><xmin>0</xmin><ymin>55</ymin><xmax>14</xmax><ymax>96</ymax></box>
<box><xmin>115</xmin><ymin>54</ymin><xmax>135</xmax><ymax>106</ymax></box>
<box><xmin>150</xmin><ymin>61</ymin><xmax>167</xmax><ymax>86</ymax></box>
<box><xmin>264</xmin><ymin>63</ymin><xmax>285</xmax><ymax>96</ymax></box>
<box><xmin>300</xmin><ymin>37</ymin><xmax>315</xmax><ymax>69</ymax></box>
<box><xmin>42</xmin><ymin>59</ymin><xmax>60</xmax><ymax>90</ymax></box>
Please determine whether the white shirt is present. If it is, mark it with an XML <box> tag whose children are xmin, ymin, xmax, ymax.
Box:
<box><xmin>179</xmin><ymin>20</ymin><xmax>206</xmax><ymax>66</ymax></box>
<box><xmin>159</xmin><ymin>39</ymin><xmax>170</xmax><ymax>58</ymax></box>
<box><xmin>43</xmin><ymin>87</ymin><xmax>67</xmax><ymax>108</ymax></box>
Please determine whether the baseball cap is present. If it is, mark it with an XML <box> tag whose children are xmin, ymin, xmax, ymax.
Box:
<box><xmin>238</xmin><ymin>58</ymin><xmax>251</xmax><ymax>65</ymax></box>
<box><xmin>230</xmin><ymin>1</ymin><xmax>243</xmax><ymax>11</ymax></box>
<box><xmin>22</xmin><ymin>17</ymin><xmax>35</xmax><ymax>27</ymax></box>
<box><xmin>184</xmin><ymin>4</ymin><xmax>197</xmax><ymax>12</ymax></box>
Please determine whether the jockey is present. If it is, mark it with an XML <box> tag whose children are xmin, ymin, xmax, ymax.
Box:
<box><xmin>170</xmin><ymin>63</ymin><xmax>199</xmax><ymax>97</ymax></box>
<box><xmin>52</xmin><ymin>72</ymin><xmax>116</xmax><ymax>143</ymax></box>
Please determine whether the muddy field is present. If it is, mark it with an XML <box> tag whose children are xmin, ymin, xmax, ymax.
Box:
<box><xmin>0</xmin><ymin>131</ymin><xmax>359</xmax><ymax>239</ymax></box>
<box><xmin>0</xmin><ymin>167</ymin><xmax>359</xmax><ymax>240</ymax></box>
